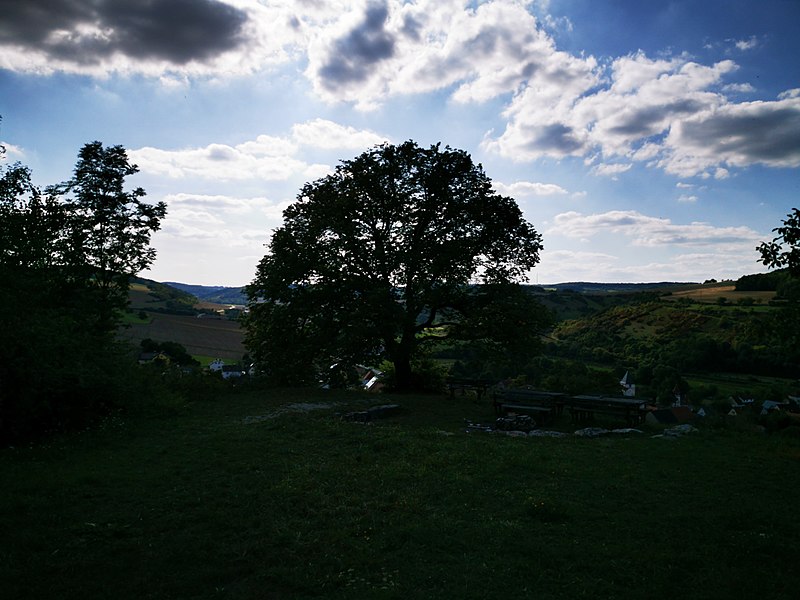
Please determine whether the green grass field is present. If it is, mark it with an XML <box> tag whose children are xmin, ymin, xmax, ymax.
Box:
<box><xmin>2</xmin><ymin>388</ymin><xmax>799</xmax><ymax>599</ymax></box>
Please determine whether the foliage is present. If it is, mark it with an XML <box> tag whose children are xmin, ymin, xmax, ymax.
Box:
<box><xmin>518</xmin><ymin>356</ymin><xmax>620</xmax><ymax>395</ymax></box>
<box><xmin>246</xmin><ymin>141</ymin><xmax>548</xmax><ymax>390</ymax></box>
<box><xmin>549</xmin><ymin>298</ymin><xmax>800</xmax><ymax>387</ymax></box>
<box><xmin>735</xmin><ymin>269</ymin><xmax>790</xmax><ymax>292</ymax></box>
<box><xmin>56</xmin><ymin>142</ymin><xmax>167</xmax><ymax>332</ymax></box>
<box><xmin>140</xmin><ymin>338</ymin><xmax>199</xmax><ymax>367</ymax></box>
<box><xmin>378</xmin><ymin>357</ymin><xmax>449</xmax><ymax>393</ymax></box>
<box><xmin>756</xmin><ymin>209</ymin><xmax>800</xmax><ymax>363</ymax></box>
<box><xmin>758</xmin><ymin>207</ymin><xmax>800</xmax><ymax>276</ymax></box>
<box><xmin>136</xmin><ymin>278</ymin><xmax>198</xmax><ymax>309</ymax></box>
<box><xmin>0</xmin><ymin>142</ymin><xmax>165</xmax><ymax>443</ymax></box>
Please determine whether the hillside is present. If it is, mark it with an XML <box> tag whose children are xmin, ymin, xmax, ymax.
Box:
<box><xmin>549</xmin><ymin>296</ymin><xmax>796</xmax><ymax>383</ymax></box>
<box><xmin>163</xmin><ymin>282</ymin><xmax>247</xmax><ymax>306</ymax></box>
<box><xmin>541</xmin><ymin>281</ymin><xmax>697</xmax><ymax>294</ymax></box>
<box><xmin>124</xmin><ymin>278</ymin><xmax>246</xmax><ymax>361</ymax></box>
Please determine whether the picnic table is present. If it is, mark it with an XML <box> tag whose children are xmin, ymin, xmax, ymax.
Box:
<box><xmin>447</xmin><ymin>378</ymin><xmax>495</xmax><ymax>400</ymax></box>
<box><xmin>567</xmin><ymin>395</ymin><xmax>647</xmax><ymax>427</ymax></box>
<box><xmin>492</xmin><ymin>389</ymin><xmax>566</xmax><ymax>425</ymax></box>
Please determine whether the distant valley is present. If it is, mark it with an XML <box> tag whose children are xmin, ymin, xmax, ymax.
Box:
<box><xmin>163</xmin><ymin>282</ymin><xmax>247</xmax><ymax>306</ymax></box>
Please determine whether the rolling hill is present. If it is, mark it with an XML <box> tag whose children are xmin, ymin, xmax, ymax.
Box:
<box><xmin>163</xmin><ymin>282</ymin><xmax>247</xmax><ymax>306</ymax></box>
<box><xmin>124</xmin><ymin>278</ymin><xmax>246</xmax><ymax>361</ymax></box>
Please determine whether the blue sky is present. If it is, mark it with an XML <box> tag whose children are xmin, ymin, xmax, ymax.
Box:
<box><xmin>1</xmin><ymin>0</ymin><xmax>798</xmax><ymax>286</ymax></box>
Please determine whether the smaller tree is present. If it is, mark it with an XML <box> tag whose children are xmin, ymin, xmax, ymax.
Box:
<box><xmin>58</xmin><ymin>142</ymin><xmax>167</xmax><ymax>333</ymax></box>
<box><xmin>758</xmin><ymin>208</ymin><xmax>800</xmax><ymax>276</ymax></box>
<box><xmin>757</xmin><ymin>208</ymin><xmax>800</xmax><ymax>373</ymax></box>
<box><xmin>0</xmin><ymin>141</ymin><xmax>167</xmax><ymax>442</ymax></box>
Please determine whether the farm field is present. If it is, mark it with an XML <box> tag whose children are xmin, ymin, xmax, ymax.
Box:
<box><xmin>120</xmin><ymin>312</ymin><xmax>246</xmax><ymax>360</ymax></box>
<box><xmin>664</xmin><ymin>284</ymin><xmax>776</xmax><ymax>304</ymax></box>
<box><xmin>2</xmin><ymin>388</ymin><xmax>799</xmax><ymax>599</ymax></box>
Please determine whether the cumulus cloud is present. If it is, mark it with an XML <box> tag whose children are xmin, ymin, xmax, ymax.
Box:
<box><xmin>494</xmin><ymin>180</ymin><xmax>569</xmax><ymax>197</ymax></box>
<box><xmin>548</xmin><ymin>210</ymin><xmax>761</xmax><ymax>247</ymax></box>
<box><xmin>130</xmin><ymin>119</ymin><xmax>388</xmax><ymax>181</ymax></box>
<box><xmin>305</xmin><ymin>0</ymin><xmax>589</xmax><ymax>109</ymax></box>
<box><xmin>163</xmin><ymin>193</ymin><xmax>289</xmax><ymax>216</ymax></box>
<box><xmin>535</xmin><ymin>247</ymin><xmax>763</xmax><ymax>283</ymax></box>
<box><xmin>591</xmin><ymin>163</ymin><xmax>632</xmax><ymax>178</ymax></box>
<box><xmin>156</xmin><ymin>193</ymin><xmax>290</xmax><ymax>252</ymax></box>
<box><xmin>723</xmin><ymin>83</ymin><xmax>755</xmax><ymax>94</ymax></box>
<box><xmin>0</xmin><ymin>141</ymin><xmax>26</xmax><ymax>160</ymax></box>
<box><xmin>485</xmin><ymin>43</ymin><xmax>800</xmax><ymax>177</ymax></box>
<box><xmin>659</xmin><ymin>94</ymin><xmax>800</xmax><ymax>176</ymax></box>
<box><xmin>291</xmin><ymin>119</ymin><xmax>388</xmax><ymax>149</ymax></box>
<box><xmin>3</xmin><ymin>1</ymin><xmax>798</xmax><ymax>180</ymax></box>
<box><xmin>316</xmin><ymin>1</ymin><xmax>396</xmax><ymax>90</ymax></box>
<box><xmin>130</xmin><ymin>141</ymin><xmax>310</xmax><ymax>181</ymax></box>
<box><xmin>0</xmin><ymin>0</ymin><xmax>301</xmax><ymax>77</ymax></box>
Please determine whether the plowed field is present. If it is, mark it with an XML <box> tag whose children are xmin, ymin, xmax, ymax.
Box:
<box><xmin>121</xmin><ymin>313</ymin><xmax>245</xmax><ymax>360</ymax></box>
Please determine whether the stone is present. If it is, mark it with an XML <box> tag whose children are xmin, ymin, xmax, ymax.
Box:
<box><xmin>528</xmin><ymin>430</ymin><xmax>568</xmax><ymax>438</ymax></box>
<box><xmin>502</xmin><ymin>430</ymin><xmax>529</xmax><ymax>437</ymax></box>
<box><xmin>664</xmin><ymin>424</ymin><xmax>699</xmax><ymax>437</ymax></box>
<box><xmin>574</xmin><ymin>427</ymin><xmax>610</xmax><ymax>438</ymax></box>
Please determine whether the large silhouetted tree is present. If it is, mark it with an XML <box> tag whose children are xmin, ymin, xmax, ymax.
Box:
<box><xmin>245</xmin><ymin>141</ymin><xmax>548</xmax><ymax>390</ymax></box>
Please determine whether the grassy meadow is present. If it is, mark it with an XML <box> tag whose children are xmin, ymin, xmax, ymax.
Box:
<box><xmin>2</xmin><ymin>388</ymin><xmax>799</xmax><ymax>599</ymax></box>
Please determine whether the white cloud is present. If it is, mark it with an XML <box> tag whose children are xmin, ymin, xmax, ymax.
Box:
<box><xmin>659</xmin><ymin>93</ymin><xmax>800</xmax><ymax>177</ymax></box>
<box><xmin>714</xmin><ymin>167</ymin><xmax>730</xmax><ymax>179</ymax></box>
<box><xmin>591</xmin><ymin>163</ymin><xmax>632</xmax><ymax>177</ymax></box>
<box><xmin>735</xmin><ymin>36</ymin><xmax>759</xmax><ymax>51</ymax></box>
<box><xmin>0</xmin><ymin>142</ymin><xmax>26</xmax><ymax>160</ymax></box>
<box><xmin>535</xmin><ymin>249</ymin><xmax>619</xmax><ymax>282</ymax></box>
<box><xmin>130</xmin><ymin>119</ymin><xmax>388</xmax><ymax>181</ymax></box>
<box><xmin>535</xmin><ymin>246</ymin><xmax>763</xmax><ymax>283</ymax></box>
<box><xmin>677</xmin><ymin>194</ymin><xmax>698</xmax><ymax>203</ymax></box>
<box><xmin>495</xmin><ymin>180</ymin><xmax>568</xmax><ymax>197</ymax></box>
<box><xmin>130</xmin><ymin>143</ymin><xmax>309</xmax><ymax>181</ymax></box>
<box><xmin>723</xmin><ymin>82</ymin><xmax>755</xmax><ymax>93</ymax></box>
<box><xmin>4</xmin><ymin>1</ymin><xmax>797</xmax><ymax>183</ymax></box>
<box><xmin>0</xmin><ymin>0</ymin><xmax>304</xmax><ymax>78</ymax></box>
<box><xmin>548</xmin><ymin>210</ymin><xmax>761</xmax><ymax>247</ymax></box>
<box><xmin>163</xmin><ymin>193</ymin><xmax>289</xmax><ymax>216</ymax></box>
<box><xmin>485</xmin><ymin>42</ymin><xmax>800</xmax><ymax>177</ymax></box>
<box><xmin>291</xmin><ymin>119</ymin><xmax>388</xmax><ymax>149</ymax></box>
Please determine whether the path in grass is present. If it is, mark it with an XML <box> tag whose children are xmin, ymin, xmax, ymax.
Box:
<box><xmin>2</xmin><ymin>389</ymin><xmax>799</xmax><ymax>599</ymax></box>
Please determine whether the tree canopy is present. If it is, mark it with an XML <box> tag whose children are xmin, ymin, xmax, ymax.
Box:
<box><xmin>758</xmin><ymin>207</ymin><xmax>800</xmax><ymax>277</ymax></box>
<box><xmin>0</xmin><ymin>141</ymin><xmax>165</xmax><ymax>442</ymax></box>
<box><xmin>245</xmin><ymin>141</ymin><xmax>549</xmax><ymax>390</ymax></box>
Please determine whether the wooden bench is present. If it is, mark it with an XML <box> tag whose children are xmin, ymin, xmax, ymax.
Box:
<box><xmin>492</xmin><ymin>389</ymin><xmax>566</xmax><ymax>425</ymax></box>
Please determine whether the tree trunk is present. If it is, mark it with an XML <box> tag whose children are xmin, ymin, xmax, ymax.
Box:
<box><xmin>393</xmin><ymin>354</ymin><xmax>414</xmax><ymax>392</ymax></box>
